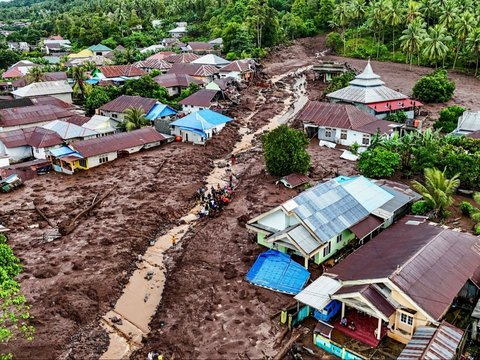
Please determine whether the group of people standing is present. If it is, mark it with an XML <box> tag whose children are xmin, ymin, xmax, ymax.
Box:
<box><xmin>197</xmin><ymin>184</ymin><xmax>234</xmax><ymax>219</ymax></box>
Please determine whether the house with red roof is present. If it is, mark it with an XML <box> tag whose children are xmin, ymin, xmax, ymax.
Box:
<box><xmin>167</xmin><ymin>63</ymin><xmax>219</xmax><ymax>84</ymax></box>
<box><xmin>219</xmin><ymin>59</ymin><xmax>256</xmax><ymax>82</ymax></box>
<box><xmin>153</xmin><ymin>73</ymin><xmax>204</xmax><ymax>96</ymax></box>
<box><xmin>296</xmin><ymin>101</ymin><xmax>401</xmax><ymax>147</ymax></box>
<box><xmin>179</xmin><ymin>89</ymin><xmax>219</xmax><ymax>113</ymax></box>
<box><xmin>98</xmin><ymin>95</ymin><xmax>158</xmax><ymax>122</ymax></box>
<box><xmin>91</xmin><ymin>65</ymin><xmax>146</xmax><ymax>85</ymax></box>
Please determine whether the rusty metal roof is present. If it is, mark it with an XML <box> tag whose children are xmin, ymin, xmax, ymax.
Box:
<box><xmin>0</xmin><ymin>104</ymin><xmax>75</xmax><ymax>127</ymax></box>
<box><xmin>187</xmin><ymin>42</ymin><xmax>214</xmax><ymax>51</ymax></box>
<box><xmin>329</xmin><ymin>216</ymin><xmax>480</xmax><ymax>320</ymax></box>
<box><xmin>164</xmin><ymin>53</ymin><xmax>200</xmax><ymax>63</ymax></box>
<box><xmin>281</xmin><ymin>173</ymin><xmax>310</xmax><ymax>188</ymax></box>
<box><xmin>154</xmin><ymin>73</ymin><xmax>203</xmax><ymax>88</ymax></box>
<box><xmin>296</xmin><ymin>101</ymin><xmax>380</xmax><ymax>131</ymax></box>
<box><xmin>349</xmin><ymin>215</ymin><xmax>383</xmax><ymax>239</ymax></box>
<box><xmin>147</xmin><ymin>51</ymin><xmax>175</xmax><ymax>61</ymax></box>
<box><xmin>134</xmin><ymin>59</ymin><xmax>172</xmax><ymax>71</ymax></box>
<box><xmin>334</xmin><ymin>284</ymin><xmax>396</xmax><ymax>318</ymax></box>
<box><xmin>70</xmin><ymin>127</ymin><xmax>165</xmax><ymax>158</ymax></box>
<box><xmin>219</xmin><ymin>59</ymin><xmax>254</xmax><ymax>73</ymax></box>
<box><xmin>66</xmin><ymin>115</ymin><xmax>91</xmax><ymax>126</ymax></box>
<box><xmin>179</xmin><ymin>89</ymin><xmax>218</xmax><ymax>107</ymax></box>
<box><xmin>99</xmin><ymin>95</ymin><xmax>157</xmax><ymax>114</ymax></box>
<box><xmin>167</xmin><ymin>63</ymin><xmax>219</xmax><ymax>77</ymax></box>
<box><xmin>0</xmin><ymin>127</ymin><xmax>63</xmax><ymax>148</ymax></box>
<box><xmin>98</xmin><ymin>65</ymin><xmax>146</xmax><ymax>78</ymax></box>
<box><xmin>398</xmin><ymin>321</ymin><xmax>464</xmax><ymax>360</ymax></box>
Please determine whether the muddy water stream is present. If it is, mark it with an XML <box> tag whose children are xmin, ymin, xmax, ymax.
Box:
<box><xmin>100</xmin><ymin>70</ymin><xmax>310</xmax><ymax>359</ymax></box>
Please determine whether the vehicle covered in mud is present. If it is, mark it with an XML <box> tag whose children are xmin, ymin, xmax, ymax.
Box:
<box><xmin>0</xmin><ymin>174</ymin><xmax>23</xmax><ymax>193</ymax></box>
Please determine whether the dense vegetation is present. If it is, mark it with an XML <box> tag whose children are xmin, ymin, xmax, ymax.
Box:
<box><xmin>412</xmin><ymin>70</ymin><xmax>455</xmax><ymax>103</ymax></box>
<box><xmin>0</xmin><ymin>0</ymin><xmax>334</xmax><ymax>59</ymax></box>
<box><xmin>329</xmin><ymin>0</ymin><xmax>480</xmax><ymax>75</ymax></box>
<box><xmin>358</xmin><ymin>129</ymin><xmax>480</xmax><ymax>190</ymax></box>
<box><xmin>0</xmin><ymin>234</ymin><xmax>34</xmax><ymax>357</ymax></box>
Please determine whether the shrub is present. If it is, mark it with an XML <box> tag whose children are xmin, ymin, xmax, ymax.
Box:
<box><xmin>326</xmin><ymin>32</ymin><xmax>343</xmax><ymax>53</ymax></box>
<box><xmin>325</xmin><ymin>71</ymin><xmax>355</xmax><ymax>94</ymax></box>
<box><xmin>262</xmin><ymin>125</ymin><xmax>311</xmax><ymax>177</ymax></box>
<box><xmin>358</xmin><ymin>147</ymin><xmax>401</xmax><ymax>178</ymax></box>
<box><xmin>475</xmin><ymin>223</ymin><xmax>480</xmax><ymax>235</ymax></box>
<box><xmin>460</xmin><ymin>201</ymin><xmax>475</xmax><ymax>216</ymax></box>
<box><xmin>411</xmin><ymin>200</ymin><xmax>431</xmax><ymax>215</ymax></box>
<box><xmin>433</xmin><ymin>105</ymin><xmax>465</xmax><ymax>133</ymax></box>
<box><xmin>384</xmin><ymin>111</ymin><xmax>408</xmax><ymax>123</ymax></box>
<box><xmin>412</xmin><ymin>70</ymin><xmax>455</xmax><ymax>103</ymax></box>
<box><xmin>349</xmin><ymin>142</ymin><xmax>360</xmax><ymax>155</ymax></box>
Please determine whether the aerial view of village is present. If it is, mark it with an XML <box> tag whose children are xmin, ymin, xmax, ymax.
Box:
<box><xmin>1</xmin><ymin>0</ymin><xmax>480</xmax><ymax>359</ymax></box>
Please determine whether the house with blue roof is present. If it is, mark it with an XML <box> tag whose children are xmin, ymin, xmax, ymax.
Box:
<box><xmin>246</xmin><ymin>176</ymin><xmax>420</xmax><ymax>268</ymax></box>
<box><xmin>169</xmin><ymin>109</ymin><xmax>232</xmax><ymax>144</ymax></box>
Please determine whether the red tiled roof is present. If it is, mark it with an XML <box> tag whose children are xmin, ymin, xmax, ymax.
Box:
<box><xmin>0</xmin><ymin>104</ymin><xmax>75</xmax><ymax>127</ymax></box>
<box><xmin>187</xmin><ymin>42</ymin><xmax>214</xmax><ymax>51</ymax></box>
<box><xmin>70</xmin><ymin>127</ymin><xmax>165</xmax><ymax>158</ymax></box>
<box><xmin>153</xmin><ymin>73</ymin><xmax>203</xmax><ymax>88</ymax></box>
<box><xmin>219</xmin><ymin>60</ymin><xmax>253</xmax><ymax>73</ymax></box>
<box><xmin>328</xmin><ymin>216</ymin><xmax>480</xmax><ymax>320</ymax></box>
<box><xmin>99</xmin><ymin>95</ymin><xmax>157</xmax><ymax>114</ymax></box>
<box><xmin>179</xmin><ymin>89</ymin><xmax>218</xmax><ymax>107</ymax></box>
<box><xmin>134</xmin><ymin>59</ymin><xmax>172</xmax><ymax>71</ymax></box>
<box><xmin>147</xmin><ymin>51</ymin><xmax>175</xmax><ymax>61</ymax></box>
<box><xmin>2</xmin><ymin>67</ymin><xmax>23</xmax><ymax>79</ymax></box>
<box><xmin>164</xmin><ymin>53</ymin><xmax>200</xmax><ymax>64</ymax></box>
<box><xmin>66</xmin><ymin>115</ymin><xmax>91</xmax><ymax>126</ymax></box>
<box><xmin>167</xmin><ymin>63</ymin><xmax>219</xmax><ymax>77</ymax></box>
<box><xmin>296</xmin><ymin>101</ymin><xmax>377</xmax><ymax>130</ymax></box>
<box><xmin>368</xmin><ymin>99</ymin><xmax>423</xmax><ymax>113</ymax></box>
<box><xmin>0</xmin><ymin>127</ymin><xmax>63</xmax><ymax>148</ymax></box>
<box><xmin>98</xmin><ymin>65</ymin><xmax>146</xmax><ymax>78</ymax></box>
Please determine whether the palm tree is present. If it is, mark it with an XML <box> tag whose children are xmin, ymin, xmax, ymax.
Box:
<box><xmin>412</xmin><ymin>167</ymin><xmax>460</xmax><ymax>219</ymax></box>
<box><xmin>26</xmin><ymin>66</ymin><xmax>44</xmax><ymax>84</ymax></box>
<box><xmin>400</xmin><ymin>20</ymin><xmax>427</xmax><ymax>69</ymax></box>
<box><xmin>72</xmin><ymin>66</ymin><xmax>91</xmax><ymax>101</ymax></box>
<box><xmin>467</xmin><ymin>193</ymin><xmax>480</xmax><ymax>224</ymax></box>
<box><xmin>366</xmin><ymin>0</ymin><xmax>386</xmax><ymax>58</ymax></box>
<box><xmin>422</xmin><ymin>24</ymin><xmax>452</xmax><ymax>67</ymax></box>
<box><xmin>467</xmin><ymin>27</ymin><xmax>480</xmax><ymax>76</ymax></box>
<box><xmin>332</xmin><ymin>1</ymin><xmax>352</xmax><ymax>53</ymax></box>
<box><xmin>118</xmin><ymin>107</ymin><xmax>149</xmax><ymax>132</ymax></box>
<box><xmin>438</xmin><ymin>0</ymin><xmax>457</xmax><ymax>30</ymax></box>
<box><xmin>405</xmin><ymin>1</ymin><xmax>421</xmax><ymax>23</ymax></box>
<box><xmin>384</xmin><ymin>0</ymin><xmax>404</xmax><ymax>54</ymax></box>
<box><xmin>453</xmin><ymin>12</ymin><xmax>476</xmax><ymax>70</ymax></box>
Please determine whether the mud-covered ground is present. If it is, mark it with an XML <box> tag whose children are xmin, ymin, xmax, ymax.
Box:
<box><xmin>3</xmin><ymin>34</ymin><xmax>480</xmax><ymax>359</ymax></box>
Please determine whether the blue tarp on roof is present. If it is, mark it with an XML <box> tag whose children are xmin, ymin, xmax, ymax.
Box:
<box><xmin>86</xmin><ymin>79</ymin><xmax>99</xmax><ymax>85</ymax></box>
<box><xmin>170</xmin><ymin>109</ymin><xmax>232</xmax><ymax>132</ymax></box>
<box><xmin>246</xmin><ymin>250</ymin><xmax>310</xmax><ymax>295</ymax></box>
<box><xmin>49</xmin><ymin>146</ymin><xmax>76</xmax><ymax>157</ymax></box>
<box><xmin>146</xmin><ymin>103</ymin><xmax>177</xmax><ymax>121</ymax></box>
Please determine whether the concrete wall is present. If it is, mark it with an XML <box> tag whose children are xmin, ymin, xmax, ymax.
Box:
<box><xmin>99</xmin><ymin>110</ymin><xmax>126</xmax><ymax>122</ymax></box>
<box><xmin>309</xmin><ymin>125</ymin><xmax>372</xmax><ymax>147</ymax></box>
<box><xmin>0</xmin><ymin>142</ymin><xmax>32</xmax><ymax>162</ymax></box>
<box><xmin>78</xmin><ymin>152</ymin><xmax>118</xmax><ymax>169</ymax></box>
<box><xmin>182</xmin><ymin>104</ymin><xmax>209</xmax><ymax>114</ymax></box>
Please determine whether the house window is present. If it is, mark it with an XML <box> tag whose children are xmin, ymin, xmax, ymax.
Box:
<box><xmin>323</xmin><ymin>242</ymin><xmax>331</xmax><ymax>257</ymax></box>
<box><xmin>99</xmin><ymin>156</ymin><xmax>109</xmax><ymax>164</ymax></box>
<box><xmin>340</xmin><ymin>130</ymin><xmax>348</xmax><ymax>140</ymax></box>
<box><xmin>112</xmin><ymin>113</ymin><xmax>118</xmax><ymax>119</ymax></box>
<box><xmin>336</xmin><ymin>233</ymin><xmax>342</xmax><ymax>243</ymax></box>
<box><xmin>400</xmin><ymin>313</ymin><xmax>413</xmax><ymax>326</ymax></box>
<box><xmin>79</xmin><ymin>159</ymin><xmax>87</xmax><ymax>167</ymax></box>
<box><xmin>325</xmin><ymin>128</ymin><xmax>332</xmax><ymax>137</ymax></box>
<box><xmin>362</xmin><ymin>134</ymin><xmax>370</xmax><ymax>146</ymax></box>
<box><xmin>35</xmin><ymin>148</ymin><xmax>39</xmax><ymax>153</ymax></box>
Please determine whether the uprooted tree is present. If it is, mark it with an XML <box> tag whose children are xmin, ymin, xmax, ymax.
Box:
<box><xmin>262</xmin><ymin>125</ymin><xmax>311</xmax><ymax>177</ymax></box>
<box><xmin>0</xmin><ymin>234</ymin><xmax>34</xmax><ymax>359</ymax></box>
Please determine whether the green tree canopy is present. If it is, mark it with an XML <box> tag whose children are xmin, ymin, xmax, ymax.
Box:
<box><xmin>412</xmin><ymin>70</ymin><xmax>455</xmax><ymax>103</ymax></box>
<box><xmin>261</xmin><ymin>125</ymin><xmax>310</xmax><ymax>177</ymax></box>
<box><xmin>358</xmin><ymin>147</ymin><xmax>400</xmax><ymax>178</ymax></box>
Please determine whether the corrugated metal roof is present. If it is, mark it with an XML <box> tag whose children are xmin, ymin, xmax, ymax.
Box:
<box><xmin>145</xmin><ymin>103</ymin><xmax>177</xmax><ymax>120</ymax></box>
<box><xmin>457</xmin><ymin>111</ymin><xmax>480</xmax><ymax>132</ymax></box>
<box><xmin>349</xmin><ymin>215</ymin><xmax>383</xmax><ymax>239</ymax></box>
<box><xmin>398</xmin><ymin>322</ymin><xmax>464</xmax><ymax>360</ymax></box>
<box><xmin>170</xmin><ymin>109</ymin><xmax>232</xmax><ymax>131</ymax></box>
<box><xmin>100</xmin><ymin>95</ymin><xmax>157</xmax><ymax>114</ymax></box>
<box><xmin>12</xmin><ymin>80</ymin><xmax>73</xmax><ymax>98</ymax></box>
<box><xmin>191</xmin><ymin>54</ymin><xmax>230</xmax><ymax>67</ymax></box>
<box><xmin>165</xmin><ymin>53</ymin><xmax>200</xmax><ymax>64</ymax></box>
<box><xmin>167</xmin><ymin>63</ymin><xmax>219</xmax><ymax>77</ymax></box>
<box><xmin>281</xmin><ymin>173</ymin><xmax>310</xmax><ymax>188</ymax></box>
<box><xmin>294</xmin><ymin>275</ymin><xmax>342</xmax><ymax>310</ymax></box>
<box><xmin>341</xmin><ymin>176</ymin><xmax>393</xmax><ymax>212</ymax></box>
<box><xmin>187</xmin><ymin>42</ymin><xmax>214</xmax><ymax>51</ymax></box>
<box><xmin>82</xmin><ymin>115</ymin><xmax>118</xmax><ymax>134</ymax></box>
<box><xmin>329</xmin><ymin>216</ymin><xmax>480</xmax><ymax>320</ymax></box>
<box><xmin>70</xmin><ymin>127</ymin><xmax>165</xmax><ymax>158</ymax></box>
<box><xmin>368</xmin><ymin>99</ymin><xmax>423</xmax><ymax>113</ymax></box>
<box><xmin>179</xmin><ymin>89</ymin><xmax>218</xmax><ymax>107</ymax></box>
<box><xmin>219</xmin><ymin>59</ymin><xmax>254</xmax><ymax>73</ymax></box>
<box><xmin>27</xmin><ymin>127</ymin><xmax>63</xmax><ymax>148</ymax></box>
<box><xmin>334</xmin><ymin>284</ymin><xmax>396</xmax><ymax>318</ymax></box>
<box><xmin>147</xmin><ymin>51</ymin><xmax>175</xmax><ymax>61</ymax></box>
<box><xmin>88</xmin><ymin>44</ymin><xmax>112</xmax><ymax>52</ymax></box>
<box><xmin>97</xmin><ymin>65</ymin><xmax>145</xmax><ymax>78</ymax></box>
<box><xmin>288</xmin><ymin>225</ymin><xmax>320</xmax><ymax>254</ymax></box>
<box><xmin>42</xmin><ymin>120</ymin><xmax>97</xmax><ymax>140</ymax></box>
<box><xmin>0</xmin><ymin>104</ymin><xmax>75</xmax><ymax>127</ymax></box>
<box><xmin>154</xmin><ymin>73</ymin><xmax>204</xmax><ymax>88</ymax></box>
<box><xmin>134</xmin><ymin>59</ymin><xmax>172</xmax><ymax>70</ymax></box>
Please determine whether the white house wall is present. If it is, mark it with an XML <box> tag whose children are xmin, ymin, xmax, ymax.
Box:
<box><xmin>308</xmin><ymin>125</ymin><xmax>372</xmax><ymax>147</ymax></box>
<box><xmin>99</xmin><ymin>110</ymin><xmax>126</xmax><ymax>122</ymax></box>
<box><xmin>219</xmin><ymin>71</ymin><xmax>241</xmax><ymax>81</ymax></box>
<box><xmin>257</xmin><ymin>209</ymin><xmax>289</xmax><ymax>232</ymax></box>
<box><xmin>182</xmin><ymin>104</ymin><xmax>209</xmax><ymax>114</ymax></box>
<box><xmin>0</xmin><ymin>142</ymin><xmax>32</xmax><ymax>162</ymax></box>
<box><xmin>87</xmin><ymin>152</ymin><xmax>118</xmax><ymax>168</ymax></box>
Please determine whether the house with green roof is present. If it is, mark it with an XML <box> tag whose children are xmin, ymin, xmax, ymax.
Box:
<box><xmin>88</xmin><ymin>44</ymin><xmax>112</xmax><ymax>56</ymax></box>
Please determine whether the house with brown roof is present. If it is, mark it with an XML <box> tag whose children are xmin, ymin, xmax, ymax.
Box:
<box><xmin>164</xmin><ymin>53</ymin><xmax>200</xmax><ymax>64</ymax></box>
<box><xmin>296</xmin><ymin>101</ymin><xmax>401</xmax><ymax>147</ymax></box>
<box><xmin>219</xmin><ymin>59</ymin><xmax>256</xmax><ymax>82</ymax></box>
<box><xmin>91</xmin><ymin>65</ymin><xmax>146</xmax><ymax>84</ymax></box>
<box><xmin>50</xmin><ymin>127</ymin><xmax>166</xmax><ymax>173</ymax></box>
<box><xmin>153</xmin><ymin>73</ymin><xmax>204</xmax><ymax>96</ymax></box>
<box><xmin>295</xmin><ymin>215</ymin><xmax>480</xmax><ymax>350</ymax></box>
<box><xmin>167</xmin><ymin>63</ymin><xmax>219</xmax><ymax>84</ymax></box>
<box><xmin>179</xmin><ymin>89</ymin><xmax>219</xmax><ymax>113</ymax></box>
<box><xmin>133</xmin><ymin>59</ymin><xmax>172</xmax><ymax>74</ymax></box>
<box><xmin>183</xmin><ymin>42</ymin><xmax>215</xmax><ymax>55</ymax></box>
<box><xmin>0</xmin><ymin>104</ymin><xmax>76</xmax><ymax>131</ymax></box>
<box><xmin>98</xmin><ymin>95</ymin><xmax>158</xmax><ymax>122</ymax></box>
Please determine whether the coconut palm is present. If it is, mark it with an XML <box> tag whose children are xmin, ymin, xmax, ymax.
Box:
<box><xmin>453</xmin><ymin>12</ymin><xmax>476</xmax><ymax>70</ymax></box>
<box><xmin>26</xmin><ymin>66</ymin><xmax>44</xmax><ymax>84</ymax></box>
<box><xmin>422</xmin><ymin>24</ymin><xmax>452</xmax><ymax>67</ymax></box>
<box><xmin>400</xmin><ymin>20</ymin><xmax>427</xmax><ymax>69</ymax></box>
<box><xmin>412</xmin><ymin>167</ymin><xmax>460</xmax><ymax>218</ymax></box>
<box><xmin>72</xmin><ymin>66</ymin><xmax>91</xmax><ymax>101</ymax></box>
<box><xmin>438</xmin><ymin>0</ymin><xmax>458</xmax><ymax>30</ymax></box>
<box><xmin>384</xmin><ymin>0</ymin><xmax>405</xmax><ymax>54</ymax></box>
<box><xmin>405</xmin><ymin>1</ymin><xmax>422</xmax><ymax>23</ymax></box>
<box><xmin>467</xmin><ymin>27</ymin><xmax>480</xmax><ymax>76</ymax></box>
<box><xmin>366</xmin><ymin>0</ymin><xmax>386</xmax><ymax>58</ymax></box>
<box><xmin>118</xmin><ymin>107</ymin><xmax>149</xmax><ymax>132</ymax></box>
<box><xmin>332</xmin><ymin>1</ymin><xmax>352</xmax><ymax>53</ymax></box>
<box><xmin>468</xmin><ymin>193</ymin><xmax>480</xmax><ymax>224</ymax></box>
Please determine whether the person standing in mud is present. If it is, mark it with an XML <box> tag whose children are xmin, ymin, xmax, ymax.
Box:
<box><xmin>230</xmin><ymin>153</ymin><xmax>236</xmax><ymax>165</ymax></box>
<box><xmin>171</xmin><ymin>235</ymin><xmax>177</xmax><ymax>248</ymax></box>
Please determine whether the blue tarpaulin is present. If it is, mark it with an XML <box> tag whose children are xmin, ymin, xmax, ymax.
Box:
<box><xmin>146</xmin><ymin>103</ymin><xmax>177</xmax><ymax>121</ymax></box>
<box><xmin>246</xmin><ymin>250</ymin><xmax>310</xmax><ymax>295</ymax></box>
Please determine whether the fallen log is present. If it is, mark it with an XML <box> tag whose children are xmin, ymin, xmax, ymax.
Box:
<box><xmin>154</xmin><ymin>159</ymin><xmax>167</xmax><ymax>176</ymax></box>
<box><xmin>58</xmin><ymin>185</ymin><xmax>118</xmax><ymax>235</ymax></box>
<box><xmin>273</xmin><ymin>327</ymin><xmax>289</xmax><ymax>348</ymax></box>
<box><xmin>33</xmin><ymin>202</ymin><xmax>56</xmax><ymax>228</ymax></box>
<box><xmin>273</xmin><ymin>327</ymin><xmax>308</xmax><ymax>360</ymax></box>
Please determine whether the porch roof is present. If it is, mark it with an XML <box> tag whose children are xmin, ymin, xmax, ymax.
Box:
<box><xmin>294</xmin><ymin>275</ymin><xmax>342</xmax><ymax>310</ymax></box>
